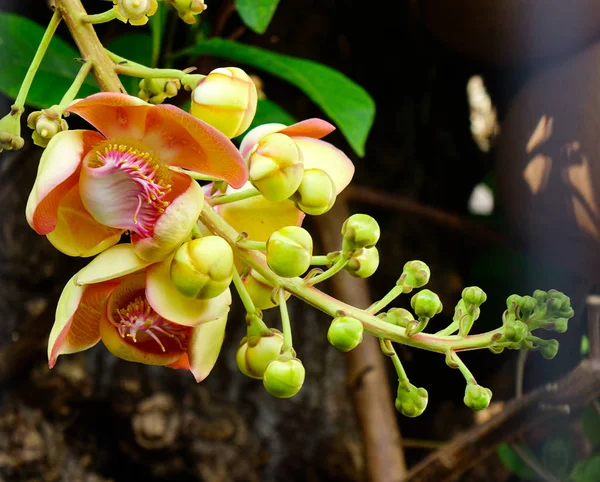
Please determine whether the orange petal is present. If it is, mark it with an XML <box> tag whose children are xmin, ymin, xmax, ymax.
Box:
<box><xmin>132</xmin><ymin>172</ymin><xmax>204</xmax><ymax>262</ymax></box>
<box><xmin>66</xmin><ymin>93</ymin><xmax>151</xmax><ymax>140</ymax></box>
<box><xmin>46</xmin><ymin>185</ymin><xmax>123</xmax><ymax>257</ymax></box>
<box><xmin>145</xmin><ymin>256</ymin><xmax>232</xmax><ymax>326</ymax></box>
<box><xmin>167</xmin><ymin>353</ymin><xmax>190</xmax><ymax>371</ymax></box>
<box><xmin>187</xmin><ymin>314</ymin><xmax>228</xmax><ymax>382</ymax></box>
<box><xmin>279</xmin><ymin>118</ymin><xmax>335</xmax><ymax>139</ymax></box>
<box><xmin>142</xmin><ymin>104</ymin><xmax>248</xmax><ymax>188</ymax></box>
<box><xmin>26</xmin><ymin>130</ymin><xmax>103</xmax><ymax>235</ymax></box>
<box><xmin>293</xmin><ymin>137</ymin><xmax>355</xmax><ymax>194</ymax></box>
<box><xmin>76</xmin><ymin>243</ymin><xmax>152</xmax><ymax>285</ymax></box>
<box><xmin>48</xmin><ymin>274</ymin><xmax>118</xmax><ymax>368</ymax></box>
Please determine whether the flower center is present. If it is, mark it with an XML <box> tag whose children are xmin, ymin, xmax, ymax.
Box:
<box><xmin>110</xmin><ymin>296</ymin><xmax>188</xmax><ymax>353</ymax></box>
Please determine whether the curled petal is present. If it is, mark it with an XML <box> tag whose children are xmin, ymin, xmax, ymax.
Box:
<box><xmin>239</xmin><ymin>123</ymin><xmax>286</xmax><ymax>160</ymax></box>
<box><xmin>142</xmin><ymin>104</ymin><xmax>248</xmax><ymax>188</ymax></box>
<box><xmin>132</xmin><ymin>173</ymin><xmax>204</xmax><ymax>262</ymax></box>
<box><xmin>26</xmin><ymin>130</ymin><xmax>103</xmax><ymax>235</ymax></box>
<box><xmin>278</xmin><ymin>118</ymin><xmax>335</xmax><ymax>139</ymax></box>
<box><xmin>187</xmin><ymin>314</ymin><xmax>228</xmax><ymax>382</ymax></box>
<box><xmin>293</xmin><ymin>137</ymin><xmax>354</xmax><ymax>194</ymax></box>
<box><xmin>49</xmin><ymin>274</ymin><xmax>118</xmax><ymax>368</ymax></box>
<box><xmin>46</xmin><ymin>185</ymin><xmax>123</xmax><ymax>257</ymax></box>
<box><xmin>146</xmin><ymin>257</ymin><xmax>232</xmax><ymax>326</ymax></box>
<box><xmin>66</xmin><ymin>93</ymin><xmax>151</xmax><ymax>140</ymax></box>
<box><xmin>76</xmin><ymin>243</ymin><xmax>152</xmax><ymax>286</ymax></box>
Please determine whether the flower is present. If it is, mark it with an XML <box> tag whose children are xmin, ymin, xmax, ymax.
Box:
<box><xmin>113</xmin><ymin>0</ymin><xmax>158</xmax><ymax>26</ymax></box>
<box><xmin>48</xmin><ymin>244</ymin><xmax>231</xmax><ymax>382</ymax></box>
<box><xmin>26</xmin><ymin>93</ymin><xmax>247</xmax><ymax>261</ymax></box>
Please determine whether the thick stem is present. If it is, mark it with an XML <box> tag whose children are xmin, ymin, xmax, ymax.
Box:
<box><xmin>56</xmin><ymin>0</ymin><xmax>125</xmax><ymax>93</ymax></box>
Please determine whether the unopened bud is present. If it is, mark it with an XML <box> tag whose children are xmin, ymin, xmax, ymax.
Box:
<box><xmin>327</xmin><ymin>316</ymin><xmax>364</xmax><ymax>352</ymax></box>
<box><xmin>464</xmin><ymin>384</ymin><xmax>492</xmax><ymax>411</ymax></box>
<box><xmin>411</xmin><ymin>289</ymin><xmax>443</xmax><ymax>319</ymax></box>
<box><xmin>292</xmin><ymin>168</ymin><xmax>336</xmax><ymax>216</ymax></box>
<box><xmin>191</xmin><ymin>67</ymin><xmax>257</xmax><ymax>138</ymax></box>
<box><xmin>401</xmin><ymin>260</ymin><xmax>430</xmax><ymax>289</ymax></box>
<box><xmin>395</xmin><ymin>383</ymin><xmax>428</xmax><ymax>417</ymax></box>
<box><xmin>249</xmin><ymin>133</ymin><xmax>304</xmax><ymax>202</ymax></box>
<box><xmin>166</xmin><ymin>0</ymin><xmax>207</xmax><ymax>24</ymax></box>
<box><xmin>170</xmin><ymin>236</ymin><xmax>234</xmax><ymax>299</ymax></box>
<box><xmin>266</xmin><ymin>226</ymin><xmax>313</xmax><ymax>277</ymax></box>
<box><xmin>138</xmin><ymin>78</ymin><xmax>181</xmax><ymax>104</ymax></box>
<box><xmin>27</xmin><ymin>108</ymin><xmax>68</xmax><ymax>148</ymax></box>
<box><xmin>0</xmin><ymin>109</ymin><xmax>24</xmax><ymax>152</ymax></box>
<box><xmin>236</xmin><ymin>330</ymin><xmax>284</xmax><ymax>379</ymax></box>
<box><xmin>462</xmin><ymin>286</ymin><xmax>487</xmax><ymax>307</ymax></box>
<box><xmin>503</xmin><ymin>318</ymin><xmax>529</xmax><ymax>343</ymax></box>
<box><xmin>263</xmin><ymin>357</ymin><xmax>305</xmax><ymax>398</ymax></box>
<box><xmin>113</xmin><ymin>0</ymin><xmax>158</xmax><ymax>26</ymax></box>
<box><xmin>345</xmin><ymin>247</ymin><xmax>379</xmax><ymax>278</ymax></box>
<box><xmin>341</xmin><ymin>214</ymin><xmax>380</xmax><ymax>250</ymax></box>
<box><xmin>384</xmin><ymin>308</ymin><xmax>414</xmax><ymax>328</ymax></box>
<box><xmin>540</xmin><ymin>339</ymin><xmax>559</xmax><ymax>359</ymax></box>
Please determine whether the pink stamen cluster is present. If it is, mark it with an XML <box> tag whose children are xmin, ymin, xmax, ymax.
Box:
<box><xmin>98</xmin><ymin>144</ymin><xmax>172</xmax><ymax>238</ymax></box>
<box><xmin>111</xmin><ymin>297</ymin><xmax>188</xmax><ymax>352</ymax></box>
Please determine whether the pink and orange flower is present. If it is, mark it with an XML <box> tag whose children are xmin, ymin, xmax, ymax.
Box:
<box><xmin>26</xmin><ymin>93</ymin><xmax>247</xmax><ymax>262</ymax></box>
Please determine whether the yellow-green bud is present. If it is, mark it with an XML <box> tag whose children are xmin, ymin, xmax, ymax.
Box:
<box><xmin>462</xmin><ymin>286</ymin><xmax>487</xmax><ymax>307</ymax></box>
<box><xmin>249</xmin><ymin>133</ymin><xmax>304</xmax><ymax>202</ymax></box>
<box><xmin>242</xmin><ymin>270</ymin><xmax>290</xmax><ymax>310</ymax></box>
<box><xmin>395</xmin><ymin>383</ymin><xmax>428</xmax><ymax>417</ymax></box>
<box><xmin>166</xmin><ymin>0</ymin><xmax>207</xmax><ymax>24</ymax></box>
<box><xmin>191</xmin><ymin>67</ymin><xmax>258</xmax><ymax>138</ymax></box>
<box><xmin>170</xmin><ymin>236</ymin><xmax>234</xmax><ymax>299</ymax></box>
<box><xmin>410</xmin><ymin>289</ymin><xmax>443</xmax><ymax>319</ymax></box>
<box><xmin>345</xmin><ymin>247</ymin><xmax>379</xmax><ymax>278</ymax></box>
<box><xmin>27</xmin><ymin>108</ymin><xmax>68</xmax><ymax>148</ymax></box>
<box><xmin>236</xmin><ymin>330</ymin><xmax>285</xmax><ymax>379</ymax></box>
<box><xmin>266</xmin><ymin>226</ymin><xmax>313</xmax><ymax>278</ymax></box>
<box><xmin>0</xmin><ymin>108</ymin><xmax>24</xmax><ymax>153</ymax></box>
<box><xmin>263</xmin><ymin>357</ymin><xmax>306</xmax><ymax>398</ymax></box>
<box><xmin>113</xmin><ymin>0</ymin><xmax>158</xmax><ymax>26</ymax></box>
<box><xmin>464</xmin><ymin>384</ymin><xmax>492</xmax><ymax>411</ymax></box>
<box><xmin>341</xmin><ymin>214</ymin><xmax>380</xmax><ymax>250</ymax></box>
<box><xmin>292</xmin><ymin>168</ymin><xmax>336</xmax><ymax>216</ymax></box>
<box><xmin>138</xmin><ymin>78</ymin><xmax>181</xmax><ymax>105</ymax></box>
<box><xmin>401</xmin><ymin>260</ymin><xmax>430</xmax><ymax>289</ymax></box>
<box><xmin>327</xmin><ymin>316</ymin><xmax>364</xmax><ymax>352</ymax></box>
<box><xmin>540</xmin><ymin>339</ymin><xmax>559</xmax><ymax>359</ymax></box>
<box><xmin>384</xmin><ymin>308</ymin><xmax>414</xmax><ymax>328</ymax></box>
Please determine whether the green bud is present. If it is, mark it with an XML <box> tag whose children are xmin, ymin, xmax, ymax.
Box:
<box><xmin>517</xmin><ymin>296</ymin><xmax>537</xmax><ymax>320</ymax></box>
<box><xmin>503</xmin><ymin>318</ymin><xmax>529</xmax><ymax>343</ymax></box>
<box><xmin>462</xmin><ymin>286</ymin><xmax>487</xmax><ymax>307</ymax></box>
<box><xmin>533</xmin><ymin>289</ymin><xmax>547</xmax><ymax>303</ymax></box>
<box><xmin>506</xmin><ymin>294</ymin><xmax>522</xmax><ymax>311</ymax></box>
<box><xmin>327</xmin><ymin>316</ymin><xmax>364</xmax><ymax>352</ymax></box>
<box><xmin>292</xmin><ymin>168</ymin><xmax>336</xmax><ymax>216</ymax></box>
<box><xmin>249</xmin><ymin>133</ymin><xmax>304</xmax><ymax>202</ymax></box>
<box><xmin>170</xmin><ymin>236</ymin><xmax>234</xmax><ymax>299</ymax></box>
<box><xmin>138</xmin><ymin>78</ymin><xmax>181</xmax><ymax>104</ymax></box>
<box><xmin>395</xmin><ymin>383</ymin><xmax>428</xmax><ymax>417</ymax></box>
<box><xmin>263</xmin><ymin>357</ymin><xmax>306</xmax><ymax>398</ymax></box>
<box><xmin>384</xmin><ymin>308</ymin><xmax>414</xmax><ymax>328</ymax></box>
<box><xmin>341</xmin><ymin>214</ymin><xmax>380</xmax><ymax>251</ymax></box>
<box><xmin>236</xmin><ymin>330</ymin><xmax>285</xmax><ymax>379</ymax></box>
<box><xmin>401</xmin><ymin>260</ymin><xmax>430</xmax><ymax>289</ymax></box>
<box><xmin>27</xmin><ymin>108</ymin><xmax>69</xmax><ymax>148</ymax></box>
<box><xmin>243</xmin><ymin>270</ymin><xmax>290</xmax><ymax>310</ymax></box>
<box><xmin>546</xmin><ymin>290</ymin><xmax>574</xmax><ymax>318</ymax></box>
<box><xmin>411</xmin><ymin>289</ymin><xmax>443</xmax><ymax>319</ymax></box>
<box><xmin>540</xmin><ymin>339</ymin><xmax>559</xmax><ymax>359</ymax></box>
<box><xmin>464</xmin><ymin>384</ymin><xmax>492</xmax><ymax>411</ymax></box>
<box><xmin>166</xmin><ymin>0</ymin><xmax>207</xmax><ymax>24</ymax></box>
<box><xmin>266</xmin><ymin>226</ymin><xmax>313</xmax><ymax>277</ymax></box>
<box><xmin>550</xmin><ymin>318</ymin><xmax>569</xmax><ymax>334</ymax></box>
<box><xmin>345</xmin><ymin>247</ymin><xmax>379</xmax><ymax>278</ymax></box>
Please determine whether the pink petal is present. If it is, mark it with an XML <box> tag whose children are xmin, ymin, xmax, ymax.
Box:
<box><xmin>278</xmin><ymin>118</ymin><xmax>335</xmax><ymax>139</ymax></box>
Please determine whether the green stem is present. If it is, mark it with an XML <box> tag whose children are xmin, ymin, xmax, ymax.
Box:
<box><xmin>279</xmin><ymin>289</ymin><xmax>293</xmax><ymax>352</ymax></box>
<box><xmin>81</xmin><ymin>10</ymin><xmax>117</xmax><ymax>24</ymax></box>
<box><xmin>199</xmin><ymin>203</ymin><xmax>504</xmax><ymax>354</ymax></box>
<box><xmin>448</xmin><ymin>351</ymin><xmax>476</xmax><ymax>384</ymax></box>
<box><xmin>14</xmin><ymin>10</ymin><xmax>62</xmax><ymax>110</ymax></box>
<box><xmin>436</xmin><ymin>320</ymin><xmax>459</xmax><ymax>336</ymax></box>
<box><xmin>209</xmin><ymin>187</ymin><xmax>261</xmax><ymax>206</ymax></box>
<box><xmin>231</xmin><ymin>269</ymin><xmax>270</xmax><ymax>336</ymax></box>
<box><xmin>381</xmin><ymin>339</ymin><xmax>409</xmax><ymax>387</ymax></box>
<box><xmin>232</xmin><ymin>268</ymin><xmax>257</xmax><ymax>314</ymax></box>
<box><xmin>237</xmin><ymin>239</ymin><xmax>267</xmax><ymax>251</ymax></box>
<box><xmin>168</xmin><ymin>167</ymin><xmax>223</xmax><ymax>181</ymax></box>
<box><xmin>310</xmin><ymin>255</ymin><xmax>332</xmax><ymax>266</ymax></box>
<box><xmin>367</xmin><ymin>279</ymin><xmax>408</xmax><ymax>315</ymax></box>
<box><xmin>57</xmin><ymin>60</ymin><xmax>93</xmax><ymax>110</ymax></box>
<box><xmin>306</xmin><ymin>255</ymin><xmax>348</xmax><ymax>285</ymax></box>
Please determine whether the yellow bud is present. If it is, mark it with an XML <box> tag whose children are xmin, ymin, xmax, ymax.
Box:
<box><xmin>27</xmin><ymin>108</ymin><xmax>68</xmax><ymax>148</ymax></box>
<box><xmin>170</xmin><ymin>236</ymin><xmax>234</xmax><ymax>299</ymax></box>
<box><xmin>166</xmin><ymin>0</ymin><xmax>207</xmax><ymax>24</ymax></box>
<box><xmin>292</xmin><ymin>168</ymin><xmax>336</xmax><ymax>216</ymax></box>
<box><xmin>138</xmin><ymin>78</ymin><xmax>181</xmax><ymax>104</ymax></box>
<box><xmin>249</xmin><ymin>133</ymin><xmax>304</xmax><ymax>202</ymax></box>
<box><xmin>236</xmin><ymin>330</ymin><xmax>285</xmax><ymax>379</ymax></box>
<box><xmin>190</xmin><ymin>67</ymin><xmax>258</xmax><ymax>138</ymax></box>
<box><xmin>266</xmin><ymin>226</ymin><xmax>313</xmax><ymax>277</ymax></box>
<box><xmin>113</xmin><ymin>0</ymin><xmax>158</xmax><ymax>26</ymax></box>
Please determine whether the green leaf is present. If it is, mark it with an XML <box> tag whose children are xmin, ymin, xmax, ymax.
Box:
<box><xmin>541</xmin><ymin>438</ymin><xmax>574</xmax><ymax>479</ymax></box>
<box><xmin>149</xmin><ymin>2</ymin><xmax>168</xmax><ymax>67</ymax></box>
<box><xmin>571</xmin><ymin>455</ymin><xmax>600</xmax><ymax>482</ymax></box>
<box><xmin>582</xmin><ymin>406</ymin><xmax>600</xmax><ymax>447</ymax></box>
<box><xmin>180</xmin><ymin>39</ymin><xmax>375</xmax><ymax>156</ymax></box>
<box><xmin>249</xmin><ymin>99</ymin><xmax>295</xmax><ymax>130</ymax></box>
<box><xmin>0</xmin><ymin>13</ymin><xmax>98</xmax><ymax>108</ymax></box>
<box><xmin>496</xmin><ymin>443</ymin><xmax>536</xmax><ymax>480</ymax></box>
<box><xmin>105</xmin><ymin>33</ymin><xmax>153</xmax><ymax>96</ymax></box>
<box><xmin>235</xmin><ymin>0</ymin><xmax>280</xmax><ymax>34</ymax></box>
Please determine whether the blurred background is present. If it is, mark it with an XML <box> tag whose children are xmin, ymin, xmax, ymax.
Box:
<box><xmin>0</xmin><ymin>1</ymin><xmax>599</xmax><ymax>481</ymax></box>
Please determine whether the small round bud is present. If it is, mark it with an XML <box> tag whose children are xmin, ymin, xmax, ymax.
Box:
<box><xmin>384</xmin><ymin>308</ymin><xmax>414</xmax><ymax>327</ymax></box>
<box><xmin>27</xmin><ymin>108</ymin><xmax>68</xmax><ymax>148</ymax></box>
<box><xmin>341</xmin><ymin>214</ymin><xmax>380</xmax><ymax>250</ymax></box>
<box><xmin>503</xmin><ymin>319</ymin><xmax>529</xmax><ymax>343</ymax></box>
<box><xmin>165</xmin><ymin>0</ymin><xmax>207</xmax><ymax>24</ymax></box>
<box><xmin>138</xmin><ymin>78</ymin><xmax>181</xmax><ymax>104</ymax></box>
<box><xmin>551</xmin><ymin>318</ymin><xmax>569</xmax><ymax>333</ymax></box>
<box><xmin>517</xmin><ymin>295</ymin><xmax>537</xmax><ymax>319</ymax></box>
<box><xmin>345</xmin><ymin>247</ymin><xmax>379</xmax><ymax>278</ymax></box>
<box><xmin>263</xmin><ymin>357</ymin><xmax>306</xmax><ymax>398</ymax></box>
<box><xmin>242</xmin><ymin>270</ymin><xmax>290</xmax><ymax>310</ymax></box>
<box><xmin>292</xmin><ymin>168</ymin><xmax>336</xmax><ymax>216</ymax></box>
<box><xmin>533</xmin><ymin>290</ymin><xmax>547</xmax><ymax>303</ymax></box>
<box><xmin>113</xmin><ymin>0</ymin><xmax>158</xmax><ymax>26</ymax></box>
<box><xmin>190</xmin><ymin>67</ymin><xmax>258</xmax><ymax>138</ymax></box>
<box><xmin>464</xmin><ymin>384</ymin><xmax>492</xmax><ymax>411</ymax></box>
<box><xmin>266</xmin><ymin>226</ymin><xmax>313</xmax><ymax>277</ymax></box>
<box><xmin>411</xmin><ymin>289</ymin><xmax>443</xmax><ymax>319</ymax></box>
<box><xmin>249</xmin><ymin>133</ymin><xmax>304</xmax><ymax>202</ymax></box>
<box><xmin>236</xmin><ymin>330</ymin><xmax>285</xmax><ymax>379</ymax></box>
<box><xmin>0</xmin><ymin>109</ymin><xmax>24</xmax><ymax>153</ymax></box>
<box><xmin>327</xmin><ymin>316</ymin><xmax>364</xmax><ymax>352</ymax></box>
<box><xmin>170</xmin><ymin>236</ymin><xmax>234</xmax><ymax>299</ymax></box>
<box><xmin>540</xmin><ymin>339</ymin><xmax>559</xmax><ymax>359</ymax></box>
<box><xmin>402</xmin><ymin>260</ymin><xmax>431</xmax><ymax>289</ymax></box>
<box><xmin>506</xmin><ymin>294</ymin><xmax>522</xmax><ymax>310</ymax></box>
<box><xmin>462</xmin><ymin>286</ymin><xmax>487</xmax><ymax>307</ymax></box>
<box><xmin>395</xmin><ymin>383</ymin><xmax>428</xmax><ymax>417</ymax></box>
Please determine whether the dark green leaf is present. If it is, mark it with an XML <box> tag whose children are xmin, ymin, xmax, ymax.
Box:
<box><xmin>180</xmin><ymin>39</ymin><xmax>375</xmax><ymax>156</ymax></box>
<box><xmin>0</xmin><ymin>12</ymin><xmax>98</xmax><ymax>108</ymax></box>
<box><xmin>105</xmin><ymin>33</ymin><xmax>153</xmax><ymax>96</ymax></box>
<box><xmin>496</xmin><ymin>443</ymin><xmax>536</xmax><ymax>480</ymax></box>
<box><xmin>235</xmin><ymin>0</ymin><xmax>280</xmax><ymax>34</ymax></box>
<box><xmin>541</xmin><ymin>438</ymin><xmax>574</xmax><ymax>479</ymax></box>
<box><xmin>149</xmin><ymin>2</ymin><xmax>168</xmax><ymax>66</ymax></box>
<box><xmin>571</xmin><ymin>455</ymin><xmax>600</xmax><ymax>482</ymax></box>
<box><xmin>582</xmin><ymin>406</ymin><xmax>600</xmax><ymax>447</ymax></box>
